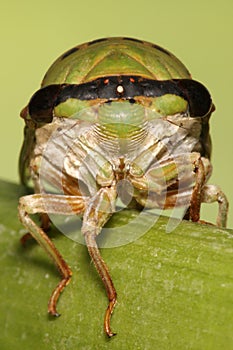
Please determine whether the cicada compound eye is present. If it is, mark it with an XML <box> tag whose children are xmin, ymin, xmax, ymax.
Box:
<box><xmin>28</xmin><ymin>85</ymin><xmax>63</xmax><ymax>123</ymax></box>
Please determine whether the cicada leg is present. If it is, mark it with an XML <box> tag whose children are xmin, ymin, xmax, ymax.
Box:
<box><xmin>189</xmin><ymin>156</ymin><xmax>206</xmax><ymax>223</ymax></box>
<box><xmin>185</xmin><ymin>156</ymin><xmax>228</xmax><ymax>227</ymax></box>
<box><xmin>85</xmin><ymin>233</ymin><xmax>117</xmax><ymax>337</ymax></box>
<box><xmin>201</xmin><ymin>184</ymin><xmax>229</xmax><ymax>227</ymax></box>
<box><xmin>18</xmin><ymin>193</ymin><xmax>86</xmax><ymax>316</ymax></box>
<box><xmin>20</xmin><ymin>213</ymin><xmax>51</xmax><ymax>245</ymax></box>
<box><xmin>81</xmin><ymin>186</ymin><xmax>117</xmax><ymax>337</ymax></box>
<box><xmin>20</xmin><ymin>169</ymin><xmax>51</xmax><ymax>244</ymax></box>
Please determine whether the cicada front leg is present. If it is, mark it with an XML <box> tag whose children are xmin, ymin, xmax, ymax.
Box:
<box><xmin>188</xmin><ymin>155</ymin><xmax>206</xmax><ymax>223</ymax></box>
<box><xmin>188</xmin><ymin>156</ymin><xmax>228</xmax><ymax>227</ymax></box>
<box><xmin>20</xmin><ymin>213</ymin><xmax>51</xmax><ymax>245</ymax></box>
<box><xmin>18</xmin><ymin>193</ymin><xmax>86</xmax><ymax>316</ymax></box>
<box><xmin>81</xmin><ymin>185</ymin><xmax>117</xmax><ymax>337</ymax></box>
<box><xmin>20</xmin><ymin>167</ymin><xmax>52</xmax><ymax>245</ymax></box>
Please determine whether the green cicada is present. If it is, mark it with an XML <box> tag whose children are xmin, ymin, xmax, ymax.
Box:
<box><xmin>18</xmin><ymin>37</ymin><xmax>228</xmax><ymax>337</ymax></box>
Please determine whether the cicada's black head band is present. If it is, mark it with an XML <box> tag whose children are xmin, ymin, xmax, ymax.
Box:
<box><xmin>28</xmin><ymin>75</ymin><xmax>212</xmax><ymax>123</ymax></box>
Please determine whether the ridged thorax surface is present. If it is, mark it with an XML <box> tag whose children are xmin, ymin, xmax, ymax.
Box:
<box><xmin>91</xmin><ymin>101</ymin><xmax>149</xmax><ymax>157</ymax></box>
<box><xmin>41</xmin><ymin>37</ymin><xmax>191</xmax><ymax>86</ymax></box>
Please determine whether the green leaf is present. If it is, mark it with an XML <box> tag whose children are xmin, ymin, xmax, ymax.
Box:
<box><xmin>1</xmin><ymin>179</ymin><xmax>233</xmax><ymax>350</ymax></box>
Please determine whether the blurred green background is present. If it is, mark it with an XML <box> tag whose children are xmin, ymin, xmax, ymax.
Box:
<box><xmin>0</xmin><ymin>0</ymin><xmax>232</xmax><ymax>227</ymax></box>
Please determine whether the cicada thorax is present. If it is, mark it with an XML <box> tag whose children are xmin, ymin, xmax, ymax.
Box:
<box><xmin>41</xmin><ymin>37</ymin><xmax>192</xmax><ymax>86</ymax></box>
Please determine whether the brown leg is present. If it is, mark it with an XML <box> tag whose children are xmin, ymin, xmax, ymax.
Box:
<box><xmin>21</xmin><ymin>213</ymin><xmax>51</xmax><ymax>245</ymax></box>
<box><xmin>81</xmin><ymin>186</ymin><xmax>117</xmax><ymax>337</ymax></box>
<box><xmin>85</xmin><ymin>231</ymin><xmax>117</xmax><ymax>337</ymax></box>
<box><xmin>189</xmin><ymin>157</ymin><xmax>206</xmax><ymax>222</ymax></box>
<box><xmin>19</xmin><ymin>208</ymin><xmax>72</xmax><ymax>316</ymax></box>
<box><xmin>18</xmin><ymin>193</ymin><xmax>86</xmax><ymax>315</ymax></box>
<box><xmin>189</xmin><ymin>157</ymin><xmax>228</xmax><ymax>227</ymax></box>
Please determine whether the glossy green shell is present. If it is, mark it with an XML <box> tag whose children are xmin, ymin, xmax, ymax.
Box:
<box><xmin>41</xmin><ymin>37</ymin><xmax>191</xmax><ymax>87</ymax></box>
